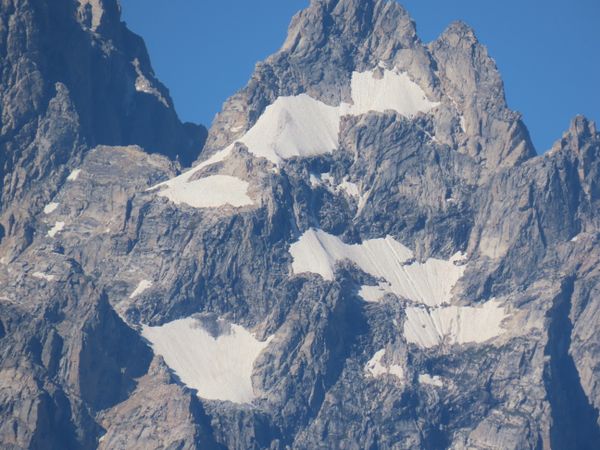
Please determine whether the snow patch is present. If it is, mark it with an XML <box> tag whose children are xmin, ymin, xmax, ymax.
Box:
<box><xmin>67</xmin><ymin>169</ymin><xmax>81</xmax><ymax>181</ymax></box>
<box><xmin>232</xmin><ymin>68</ymin><xmax>438</xmax><ymax>165</ymax></box>
<box><xmin>130</xmin><ymin>280</ymin><xmax>153</xmax><ymax>299</ymax></box>
<box><xmin>309</xmin><ymin>174</ymin><xmax>321</xmax><ymax>188</ymax></box>
<box><xmin>32</xmin><ymin>272</ymin><xmax>55</xmax><ymax>282</ymax></box>
<box><xmin>365</xmin><ymin>349</ymin><xmax>404</xmax><ymax>380</ymax></box>
<box><xmin>157</xmin><ymin>174</ymin><xmax>253</xmax><ymax>209</ymax></box>
<box><xmin>150</xmin><ymin>65</ymin><xmax>438</xmax><ymax>206</ymax></box>
<box><xmin>344</xmin><ymin>69</ymin><xmax>440</xmax><ymax>117</ymax></box>
<box><xmin>142</xmin><ymin>317</ymin><xmax>272</xmax><ymax>403</ymax></box>
<box><xmin>308</xmin><ymin>173</ymin><xmax>362</xmax><ymax>201</ymax></box>
<box><xmin>450</xmin><ymin>251</ymin><xmax>467</xmax><ymax>264</ymax></box>
<box><xmin>403</xmin><ymin>300</ymin><xmax>507</xmax><ymax>348</ymax></box>
<box><xmin>43</xmin><ymin>202</ymin><xmax>59</xmax><ymax>214</ymax></box>
<box><xmin>150</xmin><ymin>65</ymin><xmax>438</xmax><ymax>207</ymax></box>
<box><xmin>149</xmin><ymin>148</ymin><xmax>254</xmax><ymax>210</ymax></box>
<box><xmin>150</xmin><ymin>147</ymin><xmax>233</xmax><ymax>194</ymax></box>
<box><xmin>338</xmin><ymin>180</ymin><xmax>360</xmax><ymax>199</ymax></box>
<box><xmin>419</xmin><ymin>374</ymin><xmax>444</xmax><ymax>387</ymax></box>
<box><xmin>232</xmin><ymin>94</ymin><xmax>341</xmax><ymax>164</ymax></box>
<box><xmin>290</xmin><ymin>229</ymin><xmax>465</xmax><ymax>306</ymax></box>
<box><xmin>358</xmin><ymin>283</ymin><xmax>391</xmax><ymax>302</ymax></box>
<box><xmin>47</xmin><ymin>221</ymin><xmax>65</xmax><ymax>238</ymax></box>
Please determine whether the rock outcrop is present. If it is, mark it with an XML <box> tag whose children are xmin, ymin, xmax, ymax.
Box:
<box><xmin>1</xmin><ymin>0</ymin><xmax>598</xmax><ymax>449</ymax></box>
<box><xmin>0</xmin><ymin>0</ymin><xmax>206</xmax><ymax>258</ymax></box>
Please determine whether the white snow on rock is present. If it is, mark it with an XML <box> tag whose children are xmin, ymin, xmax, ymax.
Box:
<box><xmin>142</xmin><ymin>317</ymin><xmax>272</xmax><ymax>404</ymax></box>
<box><xmin>344</xmin><ymin>68</ymin><xmax>439</xmax><ymax>118</ymax></box>
<box><xmin>233</xmin><ymin>94</ymin><xmax>341</xmax><ymax>165</ymax></box>
<box><xmin>338</xmin><ymin>180</ymin><xmax>360</xmax><ymax>199</ymax></box>
<box><xmin>309</xmin><ymin>173</ymin><xmax>321</xmax><ymax>188</ymax></box>
<box><xmin>150</xmin><ymin>146</ymin><xmax>233</xmax><ymax>193</ymax></box>
<box><xmin>157</xmin><ymin>174</ymin><xmax>253</xmax><ymax>209</ymax></box>
<box><xmin>419</xmin><ymin>374</ymin><xmax>444</xmax><ymax>387</ymax></box>
<box><xmin>403</xmin><ymin>300</ymin><xmax>508</xmax><ymax>348</ymax></box>
<box><xmin>308</xmin><ymin>172</ymin><xmax>363</xmax><ymax>201</ymax></box>
<box><xmin>450</xmin><ymin>251</ymin><xmax>468</xmax><ymax>264</ymax></box>
<box><xmin>308</xmin><ymin>172</ymin><xmax>334</xmax><ymax>190</ymax></box>
<box><xmin>43</xmin><ymin>202</ymin><xmax>59</xmax><ymax>214</ymax></box>
<box><xmin>32</xmin><ymin>272</ymin><xmax>56</xmax><ymax>282</ymax></box>
<box><xmin>130</xmin><ymin>280</ymin><xmax>153</xmax><ymax>299</ymax></box>
<box><xmin>365</xmin><ymin>349</ymin><xmax>404</xmax><ymax>380</ymax></box>
<box><xmin>459</xmin><ymin>115</ymin><xmax>467</xmax><ymax>133</ymax></box>
<box><xmin>358</xmin><ymin>283</ymin><xmax>392</xmax><ymax>302</ymax></box>
<box><xmin>47</xmin><ymin>221</ymin><xmax>65</xmax><ymax>238</ymax></box>
<box><xmin>232</xmin><ymin>68</ymin><xmax>438</xmax><ymax>165</ymax></box>
<box><xmin>150</xmin><ymin>66</ymin><xmax>438</xmax><ymax>207</ymax></box>
<box><xmin>67</xmin><ymin>169</ymin><xmax>81</xmax><ymax>181</ymax></box>
<box><xmin>290</xmin><ymin>229</ymin><xmax>465</xmax><ymax>306</ymax></box>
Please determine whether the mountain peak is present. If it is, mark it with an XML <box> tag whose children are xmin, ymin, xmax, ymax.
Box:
<box><xmin>2</xmin><ymin>2</ymin><xmax>600</xmax><ymax>449</ymax></box>
<box><xmin>76</xmin><ymin>0</ymin><xmax>119</xmax><ymax>32</ymax></box>
<box><xmin>207</xmin><ymin>0</ymin><xmax>535</xmax><ymax>169</ymax></box>
<box><xmin>440</xmin><ymin>20</ymin><xmax>480</xmax><ymax>46</ymax></box>
<box><xmin>569</xmin><ymin>115</ymin><xmax>597</xmax><ymax>139</ymax></box>
<box><xmin>557</xmin><ymin>115</ymin><xmax>599</xmax><ymax>154</ymax></box>
<box><xmin>282</xmin><ymin>0</ymin><xmax>417</xmax><ymax>56</ymax></box>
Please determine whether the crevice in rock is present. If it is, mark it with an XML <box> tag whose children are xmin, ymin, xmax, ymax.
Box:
<box><xmin>543</xmin><ymin>277</ymin><xmax>600</xmax><ymax>450</ymax></box>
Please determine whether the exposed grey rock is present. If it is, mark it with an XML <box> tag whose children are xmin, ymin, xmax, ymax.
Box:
<box><xmin>1</xmin><ymin>0</ymin><xmax>599</xmax><ymax>449</ymax></box>
<box><xmin>0</xmin><ymin>0</ymin><xmax>206</xmax><ymax>259</ymax></box>
<box><xmin>97</xmin><ymin>357</ymin><xmax>223</xmax><ymax>450</ymax></box>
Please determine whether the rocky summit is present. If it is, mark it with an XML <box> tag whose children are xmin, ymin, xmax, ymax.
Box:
<box><xmin>1</xmin><ymin>0</ymin><xmax>599</xmax><ymax>449</ymax></box>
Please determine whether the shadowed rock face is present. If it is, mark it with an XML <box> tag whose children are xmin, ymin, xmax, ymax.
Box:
<box><xmin>0</xmin><ymin>0</ymin><xmax>206</xmax><ymax>258</ymax></box>
<box><xmin>1</xmin><ymin>0</ymin><xmax>599</xmax><ymax>449</ymax></box>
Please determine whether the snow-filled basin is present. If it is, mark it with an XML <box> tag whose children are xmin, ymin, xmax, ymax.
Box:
<box><xmin>142</xmin><ymin>317</ymin><xmax>272</xmax><ymax>404</ymax></box>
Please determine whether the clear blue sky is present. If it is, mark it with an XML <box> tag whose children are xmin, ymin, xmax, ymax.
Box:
<box><xmin>121</xmin><ymin>0</ymin><xmax>599</xmax><ymax>153</ymax></box>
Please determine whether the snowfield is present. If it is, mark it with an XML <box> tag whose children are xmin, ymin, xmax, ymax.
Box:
<box><xmin>234</xmin><ymin>94</ymin><xmax>341</xmax><ymax>164</ymax></box>
<box><xmin>288</xmin><ymin>229</ymin><xmax>508</xmax><ymax>350</ymax></box>
<box><xmin>229</xmin><ymin>67</ymin><xmax>438</xmax><ymax>164</ymax></box>
<box><xmin>151</xmin><ymin>66</ymin><xmax>438</xmax><ymax>208</ymax></box>
<box><xmin>403</xmin><ymin>300</ymin><xmax>508</xmax><ymax>348</ymax></box>
<box><xmin>289</xmin><ymin>229</ymin><xmax>465</xmax><ymax>307</ymax></box>
<box><xmin>156</xmin><ymin>174</ymin><xmax>253</xmax><ymax>209</ymax></box>
<box><xmin>345</xmin><ymin>68</ymin><xmax>439</xmax><ymax>118</ymax></box>
<box><xmin>142</xmin><ymin>317</ymin><xmax>272</xmax><ymax>404</ymax></box>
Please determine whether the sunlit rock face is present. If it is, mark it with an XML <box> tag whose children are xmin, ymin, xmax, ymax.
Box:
<box><xmin>1</xmin><ymin>0</ymin><xmax>599</xmax><ymax>449</ymax></box>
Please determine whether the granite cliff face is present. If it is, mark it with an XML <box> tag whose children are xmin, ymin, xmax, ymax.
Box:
<box><xmin>0</xmin><ymin>0</ymin><xmax>206</xmax><ymax>258</ymax></box>
<box><xmin>1</xmin><ymin>0</ymin><xmax>599</xmax><ymax>449</ymax></box>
